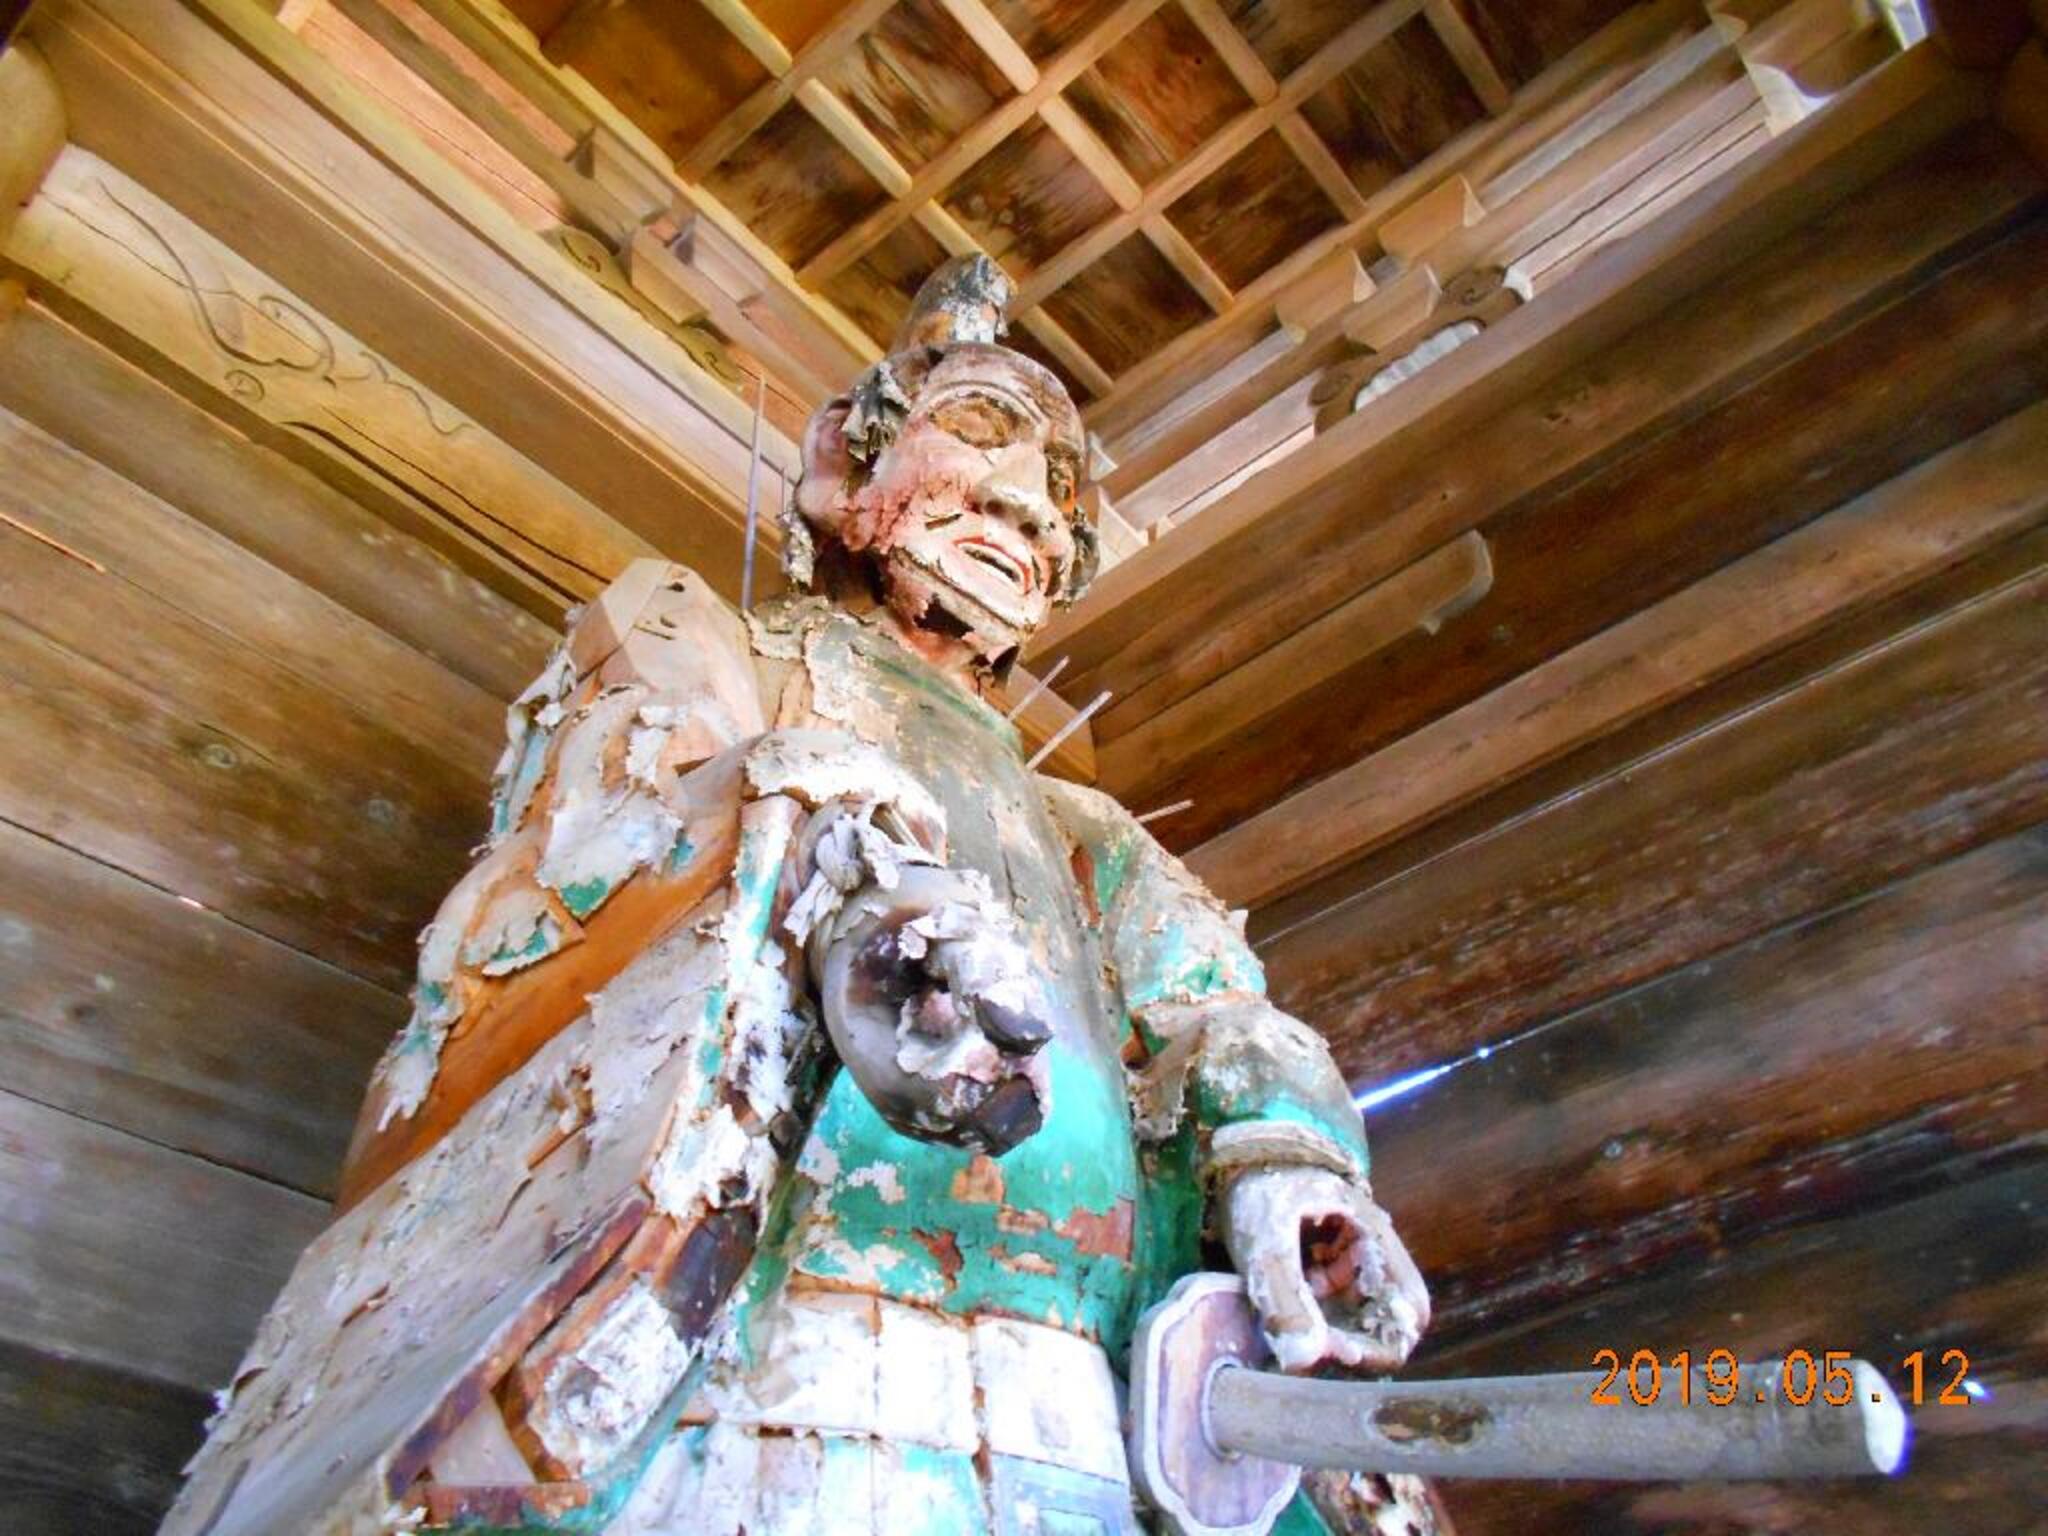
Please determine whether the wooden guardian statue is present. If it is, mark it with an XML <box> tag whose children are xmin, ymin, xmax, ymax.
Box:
<box><xmin>165</xmin><ymin>256</ymin><xmax>1429</xmax><ymax>1536</ymax></box>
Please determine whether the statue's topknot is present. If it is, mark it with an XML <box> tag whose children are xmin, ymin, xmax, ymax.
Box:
<box><xmin>891</xmin><ymin>254</ymin><xmax>1011</xmax><ymax>352</ymax></box>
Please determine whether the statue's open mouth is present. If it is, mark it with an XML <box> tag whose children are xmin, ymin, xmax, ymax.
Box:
<box><xmin>956</xmin><ymin>536</ymin><xmax>1032</xmax><ymax>595</ymax></box>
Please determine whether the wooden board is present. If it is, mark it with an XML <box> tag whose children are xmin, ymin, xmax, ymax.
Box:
<box><xmin>1415</xmin><ymin>1158</ymin><xmax>2048</xmax><ymax>1536</ymax></box>
<box><xmin>1166</xmin><ymin>128</ymin><xmax>1342</xmax><ymax>290</ymax></box>
<box><xmin>0</xmin><ymin>1086</ymin><xmax>325</xmax><ymax>1390</ymax></box>
<box><xmin>1263</xmin><ymin>563</ymin><xmax>2048</xmax><ymax>1076</ymax></box>
<box><xmin>704</xmin><ymin>99</ymin><xmax>892</xmax><ymax>269</ymax></box>
<box><xmin>945</xmin><ymin>114</ymin><xmax>1120</xmax><ymax>275</ymax></box>
<box><xmin>820</xmin><ymin>215</ymin><xmax>952</xmax><ymax>348</ymax></box>
<box><xmin>0</xmin><ymin>816</ymin><xmax>398</xmax><ymax>1198</ymax></box>
<box><xmin>1064</xmin><ymin>3</ymin><xmax>1251</xmax><ymax>183</ymax></box>
<box><xmin>1120</xmin><ymin>197</ymin><xmax>2048</xmax><ymax>841</ymax></box>
<box><xmin>1039</xmin><ymin>229</ymin><xmax>1210</xmax><ymax>374</ymax></box>
<box><xmin>0</xmin><ymin>416</ymin><xmax>496</xmax><ymax>987</ymax></box>
<box><xmin>540</xmin><ymin>0</ymin><xmax>766</xmax><ymax>157</ymax></box>
<box><xmin>0</xmin><ymin>301</ymin><xmax>555</xmax><ymax>700</ymax></box>
<box><xmin>0</xmin><ymin>1337</ymin><xmax>211</xmax><ymax>1536</ymax></box>
<box><xmin>819</xmin><ymin>0</ymin><xmax>1015</xmax><ymax>171</ymax></box>
<box><xmin>1301</xmin><ymin>15</ymin><xmax>1487</xmax><ymax>197</ymax></box>
<box><xmin>1456</xmin><ymin>0</ymin><xmax>1641</xmax><ymax>87</ymax></box>
<box><xmin>1365</xmin><ymin>824</ymin><xmax>2048</xmax><ymax>1337</ymax></box>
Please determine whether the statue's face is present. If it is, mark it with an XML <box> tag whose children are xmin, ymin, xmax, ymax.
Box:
<box><xmin>798</xmin><ymin>347</ymin><xmax>1088</xmax><ymax>663</ymax></box>
<box><xmin>862</xmin><ymin>372</ymin><xmax>1082</xmax><ymax>651</ymax></box>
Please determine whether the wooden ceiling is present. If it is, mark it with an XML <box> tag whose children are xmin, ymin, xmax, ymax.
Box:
<box><xmin>501</xmin><ymin>0</ymin><xmax>1636</xmax><ymax>406</ymax></box>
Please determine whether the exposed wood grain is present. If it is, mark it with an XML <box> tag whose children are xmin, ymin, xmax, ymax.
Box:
<box><xmin>678</xmin><ymin>0</ymin><xmax>900</xmax><ymax>178</ymax></box>
<box><xmin>1416</xmin><ymin>1159</ymin><xmax>2048</xmax><ymax>1536</ymax></box>
<box><xmin>1365</xmin><ymin>826</ymin><xmax>2048</xmax><ymax>1337</ymax></box>
<box><xmin>0</xmin><ymin>481</ymin><xmax>494</xmax><ymax>986</ymax></box>
<box><xmin>1038</xmin><ymin>228</ymin><xmax>1209</xmax><ymax>373</ymax></box>
<box><xmin>0</xmin><ymin>1087</ymin><xmax>325</xmax><ymax>1390</ymax></box>
<box><xmin>0</xmin><ymin>1338</ymin><xmax>210</xmax><ymax>1536</ymax></box>
<box><xmin>1135</xmin><ymin>199</ymin><xmax>2048</xmax><ymax>841</ymax></box>
<box><xmin>1098</xmin><ymin>532</ymin><xmax>1489</xmax><ymax>791</ymax></box>
<box><xmin>1071</xmin><ymin>0</ymin><xmax>1255</xmax><ymax>182</ymax></box>
<box><xmin>0</xmin><ymin>43</ymin><xmax>64</xmax><ymax>245</ymax></box>
<box><xmin>1011</xmin><ymin>0</ymin><xmax>1424</xmax><ymax>309</ymax></box>
<box><xmin>798</xmin><ymin>0</ymin><xmax>1168</xmax><ymax>282</ymax></box>
<box><xmin>0</xmin><ymin>403</ymin><xmax>505</xmax><ymax>766</ymax></box>
<box><xmin>1423</xmin><ymin>0</ymin><xmax>1511</xmax><ymax>113</ymax></box>
<box><xmin>0</xmin><ymin>301</ymin><xmax>553</xmax><ymax>700</ymax></box>
<box><xmin>1037</xmin><ymin>87</ymin><xmax>2026</xmax><ymax>734</ymax></box>
<box><xmin>1265</xmin><ymin>562</ymin><xmax>2048</xmax><ymax>1074</ymax></box>
<box><xmin>0</xmin><ymin>818</ymin><xmax>395</xmax><ymax>1198</ymax></box>
<box><xmin>944</xmin><ymin>113</ymin><xmax>1120</xmax><ymax>273</ymax></box>
<box><xmin>29</xmin><ymin>0</ymin><xmax>792</xmax><ymax>595</ymax></box>
<box><xmin>1079</xmin><ymin>0</ymin><xmax>1723</xmax><ymax>443</ymax></box>
<box><xmin>814</xmin><ymin>1</ymin><xmax>1010</xmax><ymax>174</ymax></box>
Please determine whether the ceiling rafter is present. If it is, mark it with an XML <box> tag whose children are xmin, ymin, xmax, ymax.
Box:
<box><xmin>683</xmin><ymin>0</ymin><xmax>1122</xmax><ymax>394</ymax></box>
<box><xmin>1011</xmin><ymin>0</ymin><xmax>1427</xmax><ymax>312</ymax></box>
<box><xmin>1077</xmin><ymin>0</ymin><xmax>1716</xmax><ymax>440</ymax></box>
<box><xmin>677</xmin><ymin>0</ymin><xmax>901</xmax><ymax>180</ymax></box>
<box><xmin>795</xmin><ymin>0</ymin><xmax>1170</xmax><ymax>284</ymax></box>
<box><xmin>1179</xmin><ymin>0</ymin><xmax>1372</xmax><ymax>218</ymax></box>
<box><xmin>1422</xmin><ymin>0</ymin><xmax>1515</xmax><ymax>114</ymax></box>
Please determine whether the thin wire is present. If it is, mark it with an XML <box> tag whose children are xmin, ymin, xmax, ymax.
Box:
<box><xmin>740</xmin><ymin>373</ymin><xmax>766</xmax><ymax>612</ymax></box>
<box><xmin>1003</xmin><ymin>655</ymin><xmax>1070</xmax><ymax>721</ymax></box>
<box><xmin>1025</xmin><ymin>689</ymin><xmax>1111</xmax><ymax>771</ymax></box>
<box><xmin>1134</xmin><ymin>798</ymin><xmax>1194</xmax><ymax>825</ymax></box>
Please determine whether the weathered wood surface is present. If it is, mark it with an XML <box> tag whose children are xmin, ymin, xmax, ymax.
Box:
<box><xmin>0</xmin><ymin>1087</ymin><xmax>326</xmax><ymax>1391</ymax></box>
<box><xmin>1032</xmin><ymin>55</ymin><xmax>2004</xmax><ymax>725</ymax></box>
<box><xmin>25</xmin><ymin>0</ymin><xmax>791</xmax><ymax>598</ymax></box>
<box><xmin>0</xmin><ymin>817</ymin><xmax>397</xmax><ymax>1198</ymax></box>
<box><xmin>1265</xmin><ymin>561</ymin><xmax>2048</xmax><ymax>1076</ymax></box>
<box><xmin>1163</xmin><ymin>192</ymin><xmax>2048</xmax><ymax>860</ymax></box>
<box><xmin>1414</xmin><ymin>1159</ymin><xmax>2048</xmax><ymax>1536</ymax></box>
<box><xmin>0</xmin><ymin>298</ymin><xmax>554</xmax><ymax>699</ymax></box>
<box><xmin>0</xmin><ymin>1338</ymin><xmax>211</xmax><ymax>1536</ymax></box>
<box><xmin>0</xmin><ymin>407</ymin><xmax>496</xmax><ymax>987</ymax></box>
<box><xmin>6</xmin><ymin>146</ymin><xmax>654</xmax><ymax>612</ymax></box>
<box><xmin>1365</xmin><ymin>825</ymin><xmax>2048</xmax><ymax>1339</ymax></box>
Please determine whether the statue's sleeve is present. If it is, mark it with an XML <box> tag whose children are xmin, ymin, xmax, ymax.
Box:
<box><xmin>1040</xmin><ymin>781</ymin><xmax>1369</xmax><ymax>1186</ymax></box>
<box><xmin>164</xmin><ymin>564</ymin><xmax>933</xmax><ymax>1536</ymax></box>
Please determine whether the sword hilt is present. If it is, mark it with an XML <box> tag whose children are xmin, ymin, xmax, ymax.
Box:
<box><xmin>1127</xmin><ymin>1274</ymin><xmax>1910</xmax><ymax>1536</ymax></box>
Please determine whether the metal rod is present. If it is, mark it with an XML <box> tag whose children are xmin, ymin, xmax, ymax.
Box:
<box><xmin>740</xmin><ymin>373</ymin><xmax>766</xmax><ymax>612</ymax></box>
<box><xmin>1004</xmin><ymin>655</ymin><xmax>1069</xmax><ymax>721</ymax></box>
<box><xmin>1206</xmin><ymin>1360</ymin><xmax>1908</xmax><ymax>1482</ymax></box>
<box><xmin>1135</xmin><ymin>798</ymin><xmax>1194</xmax><ymax>825</ymax></box>
<box><xmin>1025</xmin><ymin>688</ymin><xmax>1110</xmax><ymax>771</ymax></box>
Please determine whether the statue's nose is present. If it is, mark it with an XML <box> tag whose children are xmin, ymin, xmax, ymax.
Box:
<box><xmin>974</xmin><ymin>476</ymin><xmax>1048</xmax><ymax>536</ymax></box>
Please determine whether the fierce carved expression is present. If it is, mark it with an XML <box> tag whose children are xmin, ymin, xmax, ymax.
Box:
<box><xmin>795</xmin><ymin>346</ymin><xmax>1091</xmax><ymax>670</ymax></box>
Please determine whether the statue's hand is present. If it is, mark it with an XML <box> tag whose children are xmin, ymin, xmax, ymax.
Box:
<box><xmin>1224</xmin><ymin>1166</ymin><xmax>1429</xmax><ymax>1374</ymax></box>
<box><xmin>811</xmin><ymin>861</ymin><xmax>1053</xmax><ymax>1156</ymax></box>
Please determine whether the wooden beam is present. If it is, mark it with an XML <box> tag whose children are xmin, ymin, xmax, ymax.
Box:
<box><xmin>1097</xmin><ymin>531</ymin><xmax>1490</xmax><ymax>792</ymax></box>
<box><xmin>0</xmin><ymin>299</ymin><xmax>555</xmax><ymax>698</ymax></box>
<box><xmin>0</xmin><ymin>42</ymin><xmax>63</xmax><ymax>246</ymax></box>
<box><xmin>28</xmin><ymin>0</ymin><xmax>804</xmax><ymax>597</ymax></box>
<box><xmin>936</xmin><ymin>0</ymin><xmax>1037</xmax><ymax>92</ymax></box>
<box><xmin>7</xmin><ymin>147</ymin><xmax>655</xmax><ymax>609</ymax></box>
<box><xmin>1422</xmin><ymin>0</ymin><xmax>1511</xmax><ymax>114</ymax></box>
<box><xmin>697</xmin><ymin>0</ymin><xmax>790</xmax><ymax>76</ymax></box>
<box><xmin>1037</xmin><ymin>45</ymin><xmax>1994</xmax><ymax>701</ymax></box>
<box><xmin>1190</xmin><ymin>396</ymin><xmax>2048</xmax><ymax>909</ymax></box>
<box><xmin>1010</xmin><ymin>0</ymin><xmax>1426</xmax><ymax>310</ymax></box>
<box><xmin>679</xmin><ymin>0</ymin><xmax>901</xmax><ymax>178</ymax></box>
<box><xmin>798</xmin><ymin>0</ymin><xmax>1168</xmax><ymax>284</ymax></box>
<box><xmin>0</xmin><ymin>814</ymin><xmax>398</xmax><ymax>1198</ymax></box>
<box><xmin>1082</xmin><ymin>0</ymin><xmax>1723</xmax><ymax>447</ymax></box>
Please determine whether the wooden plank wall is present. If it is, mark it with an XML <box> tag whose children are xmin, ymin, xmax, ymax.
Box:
<box><xmin>1231</xmin><ymin>58</ymin><xmax>2048</xmax><ymax>1536</ymax></box>
<box><xmin>0</xmin><ymin>138</ymin><xmax>563</xmax><ymax>1535</ymax></box>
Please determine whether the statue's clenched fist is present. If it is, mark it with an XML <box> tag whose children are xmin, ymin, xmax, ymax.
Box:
<box><xmin>1224</xmin><ymin>1166</ymin><xmax>1429</xmax><ymax>1374</ymax></box>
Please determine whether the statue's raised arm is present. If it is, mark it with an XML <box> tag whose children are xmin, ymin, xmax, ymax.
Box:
<box><xmin>166</xmin><ymin>255</ymin><xmax>1426</xmax><ymax>1536</ymax></box>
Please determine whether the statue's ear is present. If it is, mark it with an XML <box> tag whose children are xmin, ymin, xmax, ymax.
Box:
<box><xmin>795</xmin><ymin>392</ymin><xmax>858</xmax><ymax>530</ymax></box>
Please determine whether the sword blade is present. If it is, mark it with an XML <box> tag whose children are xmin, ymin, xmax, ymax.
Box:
<box><xmin>1206</xmin><ymin>1359</ymin><xmax>1908</xmax><ymax>1482</ymax></box>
